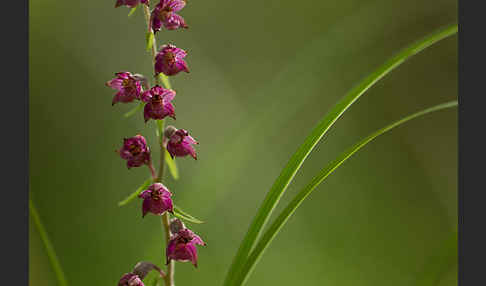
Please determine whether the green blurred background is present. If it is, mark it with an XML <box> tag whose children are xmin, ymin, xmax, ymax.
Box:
<box><xmin>29</xmin><ymin>0</ymin><xmax>457</xmax><ymax>285</ymax></box>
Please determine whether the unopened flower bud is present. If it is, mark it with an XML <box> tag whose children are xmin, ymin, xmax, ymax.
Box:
<box><xmin>132</xmin><ymin>73</ymin><xmax>150</xmax><ymax>90</ymax></box>
<box><xmin>169</xmin><ymin>217</ymin><xmax>185</xmax><ymax>234</ymax></box>
<box><xmin>164</xmin><ymin>125</ymin><xmax>177</xmax><ymax>139</ymax></box>
<box><xmin>118</xmin><ymin>261</ymin><xmax>165</xmax><ymax>286</ymax></box>
<box><xmin>133</xmin><ymin>261</ymin><xmax>165</xmax><ymax>280</ymax></box>
<box><xmin>115</xmin><ymin>0</ymin><xmax>149</xmax><ymax>8</ymax></box>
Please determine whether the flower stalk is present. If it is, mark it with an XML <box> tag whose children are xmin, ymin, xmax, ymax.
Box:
<box><xmin>155</xmin><ymin>118</ymin><xmax>174</xmax><ymax>286</ymax></box>
<box><xmin>148</xmin><ymin>162</ymin><xmax>157</xmax><ymax>180</ymax></box>
<box><xmin>143</xmin><ymin>5</ymin><xmax>175</xmax><ymax>286</ymax></box>
<box><xmin>112</xmin><ymin>2</ymin><xmax>203</xmax><ymax>286</ymax></box>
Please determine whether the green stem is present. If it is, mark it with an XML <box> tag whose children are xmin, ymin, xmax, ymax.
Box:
<box><xmin>29</xmin><ymin>197</ymin><xmax>68</xmax><ymax>286</ymax></box>
<box><xmin>143</xmin><ymin>5</ymin><xmax>161</xmax><ymax>86</ymax></box>
<box><xmin>156</xmin><ymin>120</ymin><xmax>166</xmax><ymax>182</ymax></box>
<box><xmin>156</xmin><ymin>119</ymin><xmax>174</xmax><ymax>286</ymax></box>
<box><xmin>161</xmin><ymin>212</ymin><xmax>174</xmax><ymax>285</ymax></box>
<box><xmin>143</xmin><ymin>5</ymin><xmax>174</xmax><ymax>286</ymax></box>
<box><xmin>143</xmin><ymin>5</ymin><xmax>172</xmax><ymax>90</ymax></box>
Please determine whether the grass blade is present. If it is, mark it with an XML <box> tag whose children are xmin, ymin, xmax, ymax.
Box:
<box><xmin>165</xmin><ymin>150</ymin><xmax>179</xmax><ymax>180</ymax></box>
<box><xmin>124</xmin><ymin>102</ymin><xmax>144</xmax><ymax>118</ymax></box>
<box><xmin>224</xmin><ymin>24</ymin><xmax>458</xmax><ymax>286</ymax></box>
<box><xmin>118</xmin><ymin>177</ymin><xmax>153</xmax><ymax>207</ymax></box>
<box><xmin>30</xmin><ymin>197</ymin><xmax>69</xmax><ymax>286</ymax></box>
<box><xmin>233</xmin><ymin>101</ymin><xmax>458</xmax><ymax>286</ymax></box>
<box><xmin>174</xmin><ymin>205</ymin><xmax>204</xmax><ymax>224</ymax></box>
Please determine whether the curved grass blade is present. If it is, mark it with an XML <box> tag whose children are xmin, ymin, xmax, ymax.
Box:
<box><xmin>174</xmin><ymin>205</ymin><xmax>204</xmax><ymax>224</ymax></box>
<box><xmin>124</xmin><ymin>102</ymin><xmax>144</xmax><ymax>118</ymax></box>
<box><xmin>30</xmin><ymin>197</ymin><xmax>68</xmax><ymax>286</ymax></box>
<box><xmin>224</xmin><ymin>24</ymin><xmax>458</xmax><ymax>286</ymax></box>
<box><xmin>165</xmin><ymin>150</ymin><xmax>179</xmax><ymax>180</ymax></box>
<box><xmin>233</xmin><ymin>101</ymin><xmax>458</xmax><ymax>286</ymax></box>
<box><xmin>118</xmin><ymin>177</ymin><xmax>153</xmax><ymax>207</ymax></box>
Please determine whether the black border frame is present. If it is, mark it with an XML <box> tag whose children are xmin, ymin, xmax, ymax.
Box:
<box><xmin>458</xmin><ymin>1</ymin><xmax>485</xmax><ymax>286</ymax></box>
<box><xmin>1</xmin><ymin>0</ymin><xmax>29</xmax><ymax>285</ymax></box>
<box><xmin>1</xmin><ymin>0</ymin><xmax>480</xmax><ymax>285</ymax></box>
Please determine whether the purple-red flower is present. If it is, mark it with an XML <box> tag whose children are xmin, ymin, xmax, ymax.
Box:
<box><xmin>106</xmin><ymin>72</ymin><xmax>142</xmax><ymax>105</ymax></box>
<box><xmin>118</xmin><ymin>273</ymin><xmax>144</xmax><ymax>286</ymax></box>
<box><xmin>118</xmin><ymin>135</ymin><xmax>151</xmax><ymax>168</ymax></box>
<box><xmin>150</xmin><ymin>0</ymin><xmax>188</xmax><ymax>33</ymax></box>
<box><xmin>155</xmin><ymin>44</ymin><xmax>189</xmax><ymax>76</ymax></box>
<box><xmin>115</xmin><ymin>0</ymin><xmax>149</xmax><ymax>8</ymax></box>
<box><xmin>166</xmin><ymin>223</ymin><xmax>205</xmax><ymax>267</ymax></box>
<box><xmin>118</xmin><ymin>262</ymin><xmax>165</xmax><ymax>286</ymax></box>
<box><xmin>165</xmin><ymin>126</ymin><xmax>198</xmax><ymax>160</ymax></box>
<box><xmin>138</xmin><ymin>183</ymin><xmax>174</xmax><ymax>217</ymax></box>
<box><xmin>141</xmin><ymin>85</ymin><xmax>176</xmax><ymax>122</ymax></box>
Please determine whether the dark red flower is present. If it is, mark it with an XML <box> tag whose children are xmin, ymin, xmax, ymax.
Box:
<box><xmin>118</xmin><ymin>135</ymin><xmax>151</xmax><ymax>169</ymax></box>
<box><xmin>115</xmin><ymin>0</ymin><xmax>149</xmax><ymax>8</ymax></box>
<box><xmin>141</xmin><ymin>85</ymin><xmax>176</xmax><ymax>122</ymax></box>
<box><xmin>138</xmin><ymin>183</ymin><xmax>174</xmax><ymax>217</ymax></box>
<box><xmin>166</xmin><ymin>222</ymin><xmax>205</xmax><ymax>267</ymax></box>
<box><xmin>154</xmin><ymin>44</ymin><xmax>189</xmax><ymax>76</ymax></box>
<box><xmin>150</xmin><ymin>0</ymin><xmax>188</xmax><ymax>33</ymax></box>
<box><xmin>165</xmin><ymin>127</ymin><xmax>198</xmax><ymax>160</ymax></box>
<box><xmin>106</xmin><ymin>72</ymin><xmax>142</xmax><ymax>105</ymax></box>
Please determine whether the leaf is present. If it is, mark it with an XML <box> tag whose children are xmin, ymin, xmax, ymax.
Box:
<box><xmin>146</xmin><ymin>31</ymin><xmax>154</xmax><ymax>52</ymax></box>
<box><xmin>156</xmin><ymin>119</ymin><xmax>164</xmax><ymax>143</ymax></box>
<box><xmin>30</xmin><ymin>197</ymin><xmax>69</xmax><ymax>286</ymax></box>
<box><xmin>128</xmin><ymin>6</ymin><xmax>137</xmax><ymax>17</ymax></box>
<box><xmin>154</xmin><ymin>119</ymin><xmax>179</xmax><ymax>180</ymax></box>
<box><xmin>165</xmin><ymin>150</ymin><xmax>179</xmax><ymax>180</ymax></box>
<box><xmin>118</xmin><ymin>178</ymin><xmax>153</xmax><ymax>207</ymax></box>
<box><xmin>173</xmin><ymin>205</ymin><xmax>204</xmax><ymax>224</ymax></box>
<box><xmin>124</xmin><ymin>102</ymin><xmax>144</xmax><ymax>118</ymax></box>
<box><xmin>233</xmin><ymin>101</ymin><xmax>458</xmax><ymax>286</ymax></box>
<box><xmin>158</xmin><ymin>74</ymin><xmax>172</xmax><ymax>90</ymax></box>
<box><xmin>155</xmin><ymin>120</ymin><xmax>179</xmax><ymax>180</ymax></box>
<box><xmin>223</xmin><ymin>23</ymin><xmax>458</xmax><ymax>286</ymax></box>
